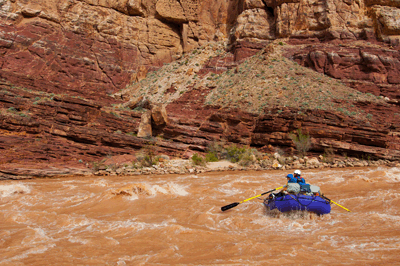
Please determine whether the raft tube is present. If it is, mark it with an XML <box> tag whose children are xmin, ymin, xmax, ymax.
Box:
<box><xmin>264</xmin><ymin>194</ymin><xmax>331</xmax><ymax>215</ymax></box>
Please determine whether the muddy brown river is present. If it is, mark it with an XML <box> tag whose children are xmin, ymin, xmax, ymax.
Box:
<box><xmin>1</xmin><ymin>167</ymin><xmax>399</xmax><ymax>265</ymax></box>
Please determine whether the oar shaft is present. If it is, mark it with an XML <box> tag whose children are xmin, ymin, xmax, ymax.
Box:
<box><xmin>240</xmin><ymin>194</ymin><xmax>263</xmax><ymax>203</ymax></box>
<box><xmin>330</xmin><ymin>200</ymin><xmax>351</xmax><ymax>212</ymax></box>
<box><xmin>322</xmin><ymin>195</ymin><xmax>351</xmax><ymax>212</ymax></box>
<box><xmin>240</xmin><ymin>186</ymin><xmax>284</xmax><ymax>203</ymax></box>
<box><xmin>221</xmin><ymin>186</ymin><xmax>284</xmax><ymax>211</ymax></box>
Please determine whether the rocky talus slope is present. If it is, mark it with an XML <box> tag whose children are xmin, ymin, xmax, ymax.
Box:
<box><xmin>0</xmin><ymin>0</ymin><xmax>400</xmax><ymax>178</ymax></box>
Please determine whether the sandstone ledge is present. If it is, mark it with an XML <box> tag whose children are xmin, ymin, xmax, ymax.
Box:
<box><xmin>91</xmin><ymin>157</ymin><xmax>399</xmax><ymax>177</ymax></box>
<box><xmin>1</xmin><ymin>156</ymin><xmax>398</xmax><ymax>180</ymax></box>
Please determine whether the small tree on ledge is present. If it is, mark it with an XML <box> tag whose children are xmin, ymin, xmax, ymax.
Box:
<box><xmin>289</xmin><ymin>128</ymin><xmax>312</xmax><ymax>157</ymax></box>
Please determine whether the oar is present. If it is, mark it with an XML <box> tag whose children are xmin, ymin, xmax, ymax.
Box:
<box><xmin>221</xmin><ymin>186</ymin><xmax>284</xmax><ymax>211</ymax></box>
<box><xmin>321</xmin><ymin>195</ymin><xmax>351</xmax><ymax>212</ymax></box>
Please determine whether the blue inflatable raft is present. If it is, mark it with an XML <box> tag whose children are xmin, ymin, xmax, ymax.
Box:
<box><xmin>264</xmin><ymin>194</ymin><xmax>331</xmax><ymax>215</ymax></box>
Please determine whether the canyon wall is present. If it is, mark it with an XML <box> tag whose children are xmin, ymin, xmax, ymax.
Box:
<box><xmin>1</xmin><ymin>0</ymin><xmax>400</xmax><ymax>174</ymax></box>
<box><xmin>1</xmin><ymin>0</ymin><xmax>400</xmax><ymax>100</ymax></box>
<box><xmin>0</xmin><ymin>0</ymin><xmax>242</xmax><ymax>100</ymax></box>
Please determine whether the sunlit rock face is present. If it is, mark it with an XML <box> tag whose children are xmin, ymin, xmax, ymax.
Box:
<box><xmin>0</xmin><ymin>0</ymin><xmax>400</xmax><ymax>172</ymax></box>
<box><xmin>1</xmin><ymin>0</ymin><xmax>399</xmax><ymax>98</ymax></box>
<box><xmin>0</xmin><ymin>0</ymin><xmax>240</xmax><ymax>99</ymax></box>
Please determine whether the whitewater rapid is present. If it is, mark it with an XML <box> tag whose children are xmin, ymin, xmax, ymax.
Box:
<box><xmin>1</xmin><ymin>167</ymin><xmax>399</xmax><ymax>265</ymax></box>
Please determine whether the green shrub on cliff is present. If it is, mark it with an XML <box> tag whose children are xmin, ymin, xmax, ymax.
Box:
<box><xmin>289</xmin><ymin>128</ymin><xmax>312</xmax><ymax>157</ymax></box>
<box><xmin>191</xmin><ymin>153</ymin><xmax>206</xmax><ymax>166</ymax></box>
<box><xmin>226</xmin><ymin>145</ymin><xmax>247</xmax><ymax>163</ymax></box>
<box><xmin>205</xmin><ymin>152</ymin><xmax>219</xmax><ymax>162</ymax></box>
<box><xmin>137</xmin><ymin>145</ymin><xmax>159</xmax><ymax>167</ymax></box>
<box><xmin>207</xmin><ymin>141</ymin><xmax>225</xmax><ymax>160</ymax></box>
<box><xmin>237</xmin><ymin>149</ymin><xmax>255</xmax><ymax>166</ymax></box>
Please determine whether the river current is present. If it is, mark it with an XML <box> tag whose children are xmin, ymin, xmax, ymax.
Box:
<box><xmin>1</xmin><ymin>167</ymin><xmax>399</xmax><ymax>265</ymax></box>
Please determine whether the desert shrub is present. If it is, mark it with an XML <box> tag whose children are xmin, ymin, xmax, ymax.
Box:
<box><xmin>207</xmin><ymin>141</ymin><xmax>225</xmax><ymax>160</ymax></box>
<box><xmin>277</xmin><ymin>156</ymin><xmax>286</xmax><ymax>165</ymax></box>
<box><xmin>226</xmin><ymin>145</ymin><xmax>247</xmax><ymax>163</ymax></box>
<box><xmin>250</xmin><ymin>148</ymin><xmax>262</xmax><ymax>160</ymax></box>
<box><xmin>238</xmin><ymin>149</ymin><xmax>256</xmax><ymax>166</ymax></box>
<box><xmin>137</xmin><ymin>145</ymin><xmax>159</xmax><ymax>167</ymax></box>
<box><xmin>289</xmin><ymin>129</ymin><xmax>312</xmax><ymax>157</ymax></box>
<box><xmin>107</xmin><ymin>164</ymin><xmax>119</xmax><ymax>171</ymax></box>
<box><xmin>205</xmin><ymin>152</ymin><xmax>219</xmax><ymax>162</ymax></box>
<box><xmin>191</xmin><ymin>153</ymin><xmax>206</xmax><ymax>166</ymax></box>
<box><xmin>323</xmin><ymin>146</ymin><xmax>335</xmax><ymax>163</ymax></box>
<box><xmin>275</xmin><ymin>147</ymin><xmax>285</xmax><ymax>157</ymax></box>
<box><xmin>91</xmin><ymin>161</ymin><xmax>101</xmax><ymax>172</ymax></box>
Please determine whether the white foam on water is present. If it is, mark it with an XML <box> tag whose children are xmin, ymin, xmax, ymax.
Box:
<box><xmin>288</xmin><ymin>247</ymin><xmax>298</xmax><ymax>257</ymax></box>
<box><xmin>149</xmin><ymin>184</ymin><xmax>169</xmax><ymax>195</ymax></box>
<box><xmin>317</xmin><ymin>235</ymin><xmax>349</xmax><ymax>248</ymax></box>
<box><xmin>125</xmin><ymin>194</ymin><xmax>139</xmax><ymax>201</ymax></box>
<box><xmin>68</xmin><ymin>236</ymin><xmax>89</xmax><ymax>245</ymax></box>
<box><xmin>250</xmin><ymin>215</ymin><xmax>286</xmax><ymax>231</ymax></box>
<box><xmin>164</xmin><ymin>183</ymin><xmax>189</xmax><ymax>196</ymax></box>
<box><xmin>168</xmin><ymin>224</ymin><xmax>193</xmax><ymax>234</ymax></box>
<box><xmin>64</xmin><ymin>193</ymin><xmax>98</xmax><ymax>206</ymax></box>
<box><xmin>91</xmin><ymin>179</ymin><xmax>109</xmax><ymax>187</ymax></box>
<box><xmin>341</xmin><ymin>240</ymin><xmax>400</xmax><ymax>252</ymax></box>
<box><xmin>339</xmin><ymin>236</ymin><xmax>400</xmax><ymax>253</ymax></box>
<box><xmin>117</xmin><ymin>254</ymin><xmax>151</xmax><ymax>265</ymax></box>
<box><xmin>368</xmin><ymin>212</ymin><xmax>400</xmax><ymax>222</ymax></box>
<box><xmin>59</xmin><ymin>216</ymin><xmax>94</xmax><ymax>232</ymax></box>
<box><xmin>286</xmin><ymin>221</ymin><xmax>308</xmax><ymax>232</ymax></box>
<box><xmin>115</xmin><ymin>182</ymin><xmax>189</xmax><ymax>199</ymax></box>
<box><xmin>0</xmin><ymin>183</ymin><xmax>30</xmax><ymax>198</ymax></box>
<box><xmin>382</xmin><ymin>167</ymin><xmax>400</xmax><ymax>182</ymax></box>
<box><xmin>105</xmin><ymin>236</ymin><xmax>120</xmax><ymax>245</ymax></box>
<box><xmin>330</xmin><ymin>176</ymin><xmax>345</xmax><ymax>184</ymax></box>
<box><xmin>90</xmin><ymin>218</ymin><xmax>177</xmax><ymax>235</ymax></box>
<box><xmin>343</xmin><ymin>242</ymin><xmax>379</xmax><ymax>250</ymax></box>
<box><xmin>216</xmin><ymin>182</ymin><xmax>243</xmax><ymax>196</ymax></box>
<box><xmin>0</xmin><ymin>243</ymin><xmax>56</xmax><ymax>264</ymax></box>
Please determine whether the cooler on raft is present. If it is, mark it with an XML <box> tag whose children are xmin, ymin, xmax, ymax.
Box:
<box><xmin>264</xmin><ymin>194</ymin><xmax>331</xmax><ymax>215</ymax></box>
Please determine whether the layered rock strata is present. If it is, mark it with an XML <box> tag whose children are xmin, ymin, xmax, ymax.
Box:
<box><xmin>1</xmin><ymin>82</ymin><xmax>399</xmax><ymax>180</ymax></box>
<box><xmin>1</xmin><ymin>0</ymin><xmax>400</xmax><ymax>177</ymax></box>
<box><xmin>1</xmin><ymin>0</ymin><xmax>400</xmax><ymax>99</ymax></box>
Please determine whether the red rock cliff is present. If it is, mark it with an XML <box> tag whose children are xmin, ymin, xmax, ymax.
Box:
<box><xmin>1</xmin><ymin>0</ymin><xmax>400</xmax><ymax>177</ymax></box>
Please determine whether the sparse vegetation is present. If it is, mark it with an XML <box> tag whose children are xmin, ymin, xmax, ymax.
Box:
<box><xmin>206</xmin><ymin>141</ymin><xmax>225</xmax><ymax>160</ymax></box>
<box><xmin>323</xmin><ymin>146</ymin><xmax>335</xmax><ymax>163</ymax></box>
<box><xmin>117</xmin><ymin>39</ymin><xmax>387</xmax><ymax>122</ymax></box>
<box><xmin>226</xmin><ymin>145</ymin><xmax>247</xmax><ymax>163</ymax></box>
<box><xmin>137</xmin><ymin>145</ymin><xmax>160</xmax><ymax>167</ymax></box>
<box><xmin>191</xmin><ymin>153</ymin><xmax>206</xmax><ymax>166</ymax></box>
<box><xmin>205</xmin><ymin>152</ymin><xmax>219</xmax><ymax>162</ymax></box>
<box><xmin>289</xmin><ymin>129</ymin><xmax>312</xmax><ymax>157</ymax></box>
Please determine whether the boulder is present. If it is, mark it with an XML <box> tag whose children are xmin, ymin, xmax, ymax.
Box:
<box><xmin>307</xmin><ymin>157</ymin><xmax>320</xmax><ymax>166</ymax></box>
<box><xmin>272</xmin><ymin>160</ymin><xmax>282</xmax><ymax>168</ymax></box>
<box><xmin>151</xmin><ymin>104</ymin><xmax>169</xmax><ymax>126</ymax></box>
<box><xmin>124</xmin><ymin>96</ymin><xmax>152</xmax><ymax>110</ymax></box>
<box><xmin>137</xmin><ymin>111</ymin><xmax>152</xmax><ymax>138</ymax></box>
<box><xmin>233</xmin><ymin>8</ymin><xmax>275</xmax><ymax>41</ymax></box>
<box><xmin>244</xmin><ymin>0</ymin><xmax>265</xmax><ymax>9</ymax></box>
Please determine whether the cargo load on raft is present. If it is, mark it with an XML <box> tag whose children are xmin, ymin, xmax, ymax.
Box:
<box><xmin>263</xmin><ymin>183</ymin><xmax>331</xmax><ymax>215</ymax></box>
